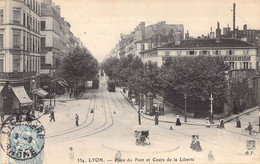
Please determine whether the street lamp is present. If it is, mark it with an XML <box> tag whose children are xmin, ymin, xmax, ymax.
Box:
<box><xmin>138</xmin><ymin>92</ymin><xmax>142</xmax><ymax>125</ymax></box>
<box><xmin>32</xmin><ymin>79</ymin><xmax>35</xmax><ymax>116</ymax></box>
<box><xmin>209</xmin><ymin>93</ymin><xmax>214</xmax><ymax>124</ymax></box>
<box><xmin>184</xmin><ymin>93</ymin><xmax>187</xmax><ymax>122</ymax></box>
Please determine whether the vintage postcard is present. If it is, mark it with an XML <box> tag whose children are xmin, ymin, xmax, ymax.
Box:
<box><xmin>0</xmin><ymin>0</ymin><xmax>260</xmax><ymax>163</ymax></box>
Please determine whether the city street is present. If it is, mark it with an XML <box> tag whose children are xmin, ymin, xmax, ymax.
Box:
<box><xmin>39</xmin><ymin>76</ymin><xmax>260</xmax><ymax>164</ymax></box>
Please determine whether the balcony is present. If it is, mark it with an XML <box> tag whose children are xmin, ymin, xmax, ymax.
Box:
<box><xmin>0</xmin><ymin>71</ymin><xmax>36</xmax><ymax>79</ymax></box>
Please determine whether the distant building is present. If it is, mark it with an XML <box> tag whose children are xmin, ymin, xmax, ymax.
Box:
<box><xmin>140</xmin><ymin>38</ymin><xmax>257</xmax><ymax>69</ymax></box>
<box><xmin>114</xmin><ymin>21</ymin><xmax>184</xmax><ymax>59</ymax></box>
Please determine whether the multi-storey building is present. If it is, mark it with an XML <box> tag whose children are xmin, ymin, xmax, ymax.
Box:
<box><xmin>113</xmin><ymin>21</ymin><xmax>184</xmax><ymax>59</ymax></box>
<box><xmin>140</xmin><ymin>23</ymin><xmax>258</xmax><ymax>69</ymax></box>
<box><xmin>0</xmin><ymin>0</ymin><xmax>43</xmax><ymax>115</ymax></box>
<box><xmin>140</xmin><ymin>23</ymin><xmax>259</xmax><ymax>114</ymax></box>
<box><xmin>40</xmin><ymin>0</ymin><xmax>60</xmax><ymax>74</ymax></box>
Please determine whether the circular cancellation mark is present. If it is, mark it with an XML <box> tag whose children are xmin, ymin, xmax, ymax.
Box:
<box><xmin>0</xmin><ymin>115</ymin><xmax>45</xmax><ymax>161</ymax></box>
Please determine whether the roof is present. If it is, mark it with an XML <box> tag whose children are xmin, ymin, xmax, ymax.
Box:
<box><xmin>140</xmin><ymin>38</ymin><xmax>257</xmax><ymax>53</ymax></box>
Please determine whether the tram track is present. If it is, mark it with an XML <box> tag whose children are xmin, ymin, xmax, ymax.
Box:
<box><xmin>46</xmin><ymin>89</ymin><xmax>96</xmax><ymax>138</ymax></box>
<box><xmin>47</xmin><ymin>86</ymin><xmax>114</xmax><ymax>144</ymax></box>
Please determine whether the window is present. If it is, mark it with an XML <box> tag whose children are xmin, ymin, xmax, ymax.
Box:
<box><xmin>23</xmin><ymin>12</ymin><xmax>26</xmax><ymax>26</ymax></box>
<box><xmin>189</xmin><ymin>51</ymin><xmax>195</xmax><ymax>55</ymax></box>
<box><xmin>229</xmin><ymin>62</ymin><xmax>235</xmax><ymax>70</ymax></box>
<box><xmin>30</xmin><ymin>17</ymin><xmax>32</xmax><ymax>29</ymax></box>
<box><xmin>234</xmin><ymin>62</ymin><xmax>237</xmax><ymax>69</ymax></box>
<box><xmin>0</xmin><ymin>57</ymin><xmax>3</xmax><ymax>72</ymax></box>
<box><xmin>202</xmin><ymin>50</ymin><xmax>208</xmax><ymax>55</ymax></box>
<box><xmin>0</xmin><ymin>34</ymin><xmax>3</xmax><ymax>49</ymax></box>
<box><xmin>32</xmin><ymin>36</ymin><xmax>34</xmax><ymax>52</ymax></box>
<box><xmin>13</xmin><ymin>8</ymin><xmax>21</xmax><ymax>24</ymax></box>
<box><xmin>0</xmin><ymin>9</ymin><xmax>3</xmax><ymax>24</ymax></box>
<box><xmin>13</xmin><ymin>31</ymin><xmax>21</xmax><ymax>48</ymax></box>
<box><xmin>227</xmin><ymin>50</ymin><xmax>233</xmax><ymax>55</ymax></box>
<box><xmin>13</xmin><ymin>55</ymin><xmax>20</xmax><ymax>72</ymax></box>
<box><xmin>240</xmin><ymin>62</ymin><xmax>243</xmax><ymax>69</ymax></box>
<box><xmin>41</xmin><ymin>56</ymin><xmax>45</xmax><ymax>64</ymax></box>
<box><xmin>27</xmin><ymin>14</ymin><xmax>29</xmax><ymax>27</ymax></box>
<box><xmin>41</xmin><ymin>21</ymin><xmax>46</xmax><ymax>30</ymax></box>
<box><xmin>41</xmin><ymin>37</ymin><xmax>45</xmax><ymax>48</ymax></box>
<box><xmin>23</xmin><ymin>32</ymin><xmax>26</xmax><ymax>50</ymax></box>
<box><xmin>243</xmin><ymin>50</ymin><xmax>249</xmax><ymax>55</ymax></box>
<box><xmin>243</xmin><ymin>62</ymin><xmax>249</xmax><ymax>69</ymax></box>
<box><xmin>141</xmin><ymin>44</ymin><xmax>145</xmax><ymax>51</ymax></box>
<box><xmin>33</xmin><ymin>19</ymin><xmax>35</xmax><ymax>31</ymax></box>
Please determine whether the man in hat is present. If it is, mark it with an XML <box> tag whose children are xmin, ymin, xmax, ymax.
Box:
<box><xmin>75</xmin><ymin>114</ymin><xmax>79</xmax><ymax>126</ymax></box>
<box><xmin>49</xmin><ymin>111</ymin><xmax>55</xmax><ymax>122</ymax></box>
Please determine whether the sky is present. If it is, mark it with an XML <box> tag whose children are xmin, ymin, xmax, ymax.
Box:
<box><xmin>53</xmin><ymin>0</ymin><xmax>260</xmax><ymax>62</ymax></box>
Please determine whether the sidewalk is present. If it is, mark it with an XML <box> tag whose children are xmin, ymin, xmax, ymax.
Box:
<box><xmin>119</xmin><ymin>88</ymin><xmax>259</xmax><ymax>127</ymax></box>
<box><xmin>43</xmin><ymin>86</ymin><xmax>88</xmax><ymax>103</ymax></box>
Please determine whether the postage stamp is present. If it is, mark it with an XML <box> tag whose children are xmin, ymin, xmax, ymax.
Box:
<box><xmin>0</xmin><ymin>114</ymin><xmax>45</xmax><ymax>163</ymax></box>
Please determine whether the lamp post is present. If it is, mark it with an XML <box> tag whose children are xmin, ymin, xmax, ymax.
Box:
<box><xmin>32</xmin><ymin>79</ymin><xmax>35</xmax><ymax>116</ymax></box>
<box><xmin>184</xmin><ymin>93</ymin><xmax>187</xmax><ymax>122</ymax></box>
<box><xmin>138</xmin><ymin>92</ymin><xmax>142</xmax><ymax>125</ymax></box>
<box><xmin>209</xmin><ymin>93</ymin><xmax>214</xmax><ymax>124</ymax></box>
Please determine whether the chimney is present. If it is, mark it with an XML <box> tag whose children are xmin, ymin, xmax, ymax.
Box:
<box><xmin>216</xmin><ymin>22</ymin><xmax>221</xmax><ymax>43</ymax></box>
<box><xmin>175</xmin><ymin>32</ymin><xmax>181</xmax><ymax>45</ymax></box>
<box><xmin>185</xmin><ymin>30</ymin><xmax>189</xmax><ymax>39</ymax></box>
<box><xmin>233</xmin><ymin>3</ymin><xmax>236</xmax><ymax>38</ymax></box>
<box><xmin>140</xmin><ymin>22</ymin><xmax>145</xmax><ymax>40</ymax></box>
<box><xmin>243</xmin><ymin>24</ymin><xmax>247</xmax><ymax>34</ymax></box>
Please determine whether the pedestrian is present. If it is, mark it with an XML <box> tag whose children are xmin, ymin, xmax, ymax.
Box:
<box><xmin>219</xmin><ymin>119</ymin><xmax>225</xmax><ymax>129</ymax></box>
<box><xmin>26</xmin><ymin>112</ymin><xmax>31</xmax><ymax>123</ymax></box>
<box><xmin>190</xmin><ymin>135</ymin><xmax>196</xmax><ymax>151</ymax></box>
<box><xmin>236</xmin><ymin>116</ymin><xmax>241</xmax><ymax>128</ymax></box>
<box><xmin>39</xmin><ymin>104</ymin><xmax>44</xmax><ymax>112</ymax></box>
<box><xmin>16</xmin><ymin>112</ymin><xmax>20</xmax><ymax>122</ymax></box>
<box><xmin>69</xmin><ymin>147</ymin><xmax>74</xmax><ymax>163</ymax></box>
<box><xmin>49</xmin><ymin>111</ymin><xmax>55</xmax><ymax>122</ymax></box>
<box><xmin>75</xmin><ymin>114</ymin><xmax>79</xmax><ymax>126</ymax></box>
<box><xmin>155</xmin><ymin>114</ymin><xmax>159</xmax><ymax>125</ymax></box>
<box><xmin>115</xmin><ymin>150</ymin><xmax>122</xmax><ymax>162</ymax></box>
<box><xmin>206</xmin><ymin>117</ymin><xmax>210</xmax><ymax>128</ymax></box>
<box><xmin>208</xmin><ymin>151</ymin><xmax>215</xmax><ymax>162</ymax></box>
<box><xmin>90</xmin><ymin>109</ymin><xmax>94</xmax><ymax>113</ymax></box>
<box><xmin>194</xmin><ymin>135</ymin><xmax>202</xmax><ymax>152</ymax></box>
<box><xmin>175</xmin><ymin>114</ymin><xmax>181</xmax><ymax>126</ymax></box>
<box><xmin>169</xmin><ymin>126</ymin><xmax>173</xmax><ymax>130</ymax></box>
<box><xmin>247</xmin><ymin>122</ymin><xmax>252</xmax><ymax>135</ymax></box>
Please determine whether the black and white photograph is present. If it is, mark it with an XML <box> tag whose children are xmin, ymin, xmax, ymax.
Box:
<box><xmin>0</xmin><ymin>0</ymin><xmax>260</xmax><ymax>163</ymax></box>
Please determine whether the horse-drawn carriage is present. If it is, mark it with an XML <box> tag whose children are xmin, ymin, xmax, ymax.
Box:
<box><xmin>134</xmin><ymin>127</ymin><xmax>150</xmax><ymax>146</ymax></box>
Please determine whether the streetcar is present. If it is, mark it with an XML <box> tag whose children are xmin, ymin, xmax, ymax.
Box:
<box><xmin>92</xmin><ymin>79</ymin><xmax>99</xmax><ymax>89</ymax></box>
<box><xmin>107</xmin><ymin>80</ymin><xmax>115</xmax><ymax>92</ymax></box>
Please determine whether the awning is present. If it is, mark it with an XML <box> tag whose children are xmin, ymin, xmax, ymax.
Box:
<box><xmin>57</xmin><ymin>81</ymin><xmax>68</xmax><ymax>88</ymax></box>
<box><xmin>0</xmin><ymin>86</ymin><xmax>3</xmax><ymax>93</ymax></box>
<box><xmin>33</xmin><ymin>88</ymin><xmax>49</xmax><ymax>98</ymax></box>
<box><xmin>11</xmin><ymin>86</ymin><xmax>33</xmax><ymax>106</ymax></box>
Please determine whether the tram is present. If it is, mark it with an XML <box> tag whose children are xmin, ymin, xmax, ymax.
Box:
<box><xmin>107</xmin><ymin>80</ymin><xmax>115</xmax><ymax>92</ymax></box>
<box><xmin>92</xmin><ymin>78</ymin><xmax>99</xmax><ymax>89</ymax></box>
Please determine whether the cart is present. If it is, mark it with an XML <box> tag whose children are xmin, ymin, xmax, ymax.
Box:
<box><xmin>134</xmin><ymin>128</ymin><xmax>150</xmax><ymax>146</ymax></box>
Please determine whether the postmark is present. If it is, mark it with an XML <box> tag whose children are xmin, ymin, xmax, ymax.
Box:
<box><xmin>0</xmin><ymin>114</ymin><xmax>45</xmax><ymax>161</ymax></box>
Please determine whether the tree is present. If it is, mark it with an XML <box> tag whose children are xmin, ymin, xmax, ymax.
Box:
<box><xmin>62</xmin><ymin>46</ymin><xmax>98</xmax><ymax>85</ymax></box>
<box><xmin>161</xmin><ymin>56</ymin><xmax>229</xmax><ymax>113</ymax></box>
<box><xmin>102</xmin><ymin>56</ymin><xmax>121</xmax><ymax>80</ymax></box>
